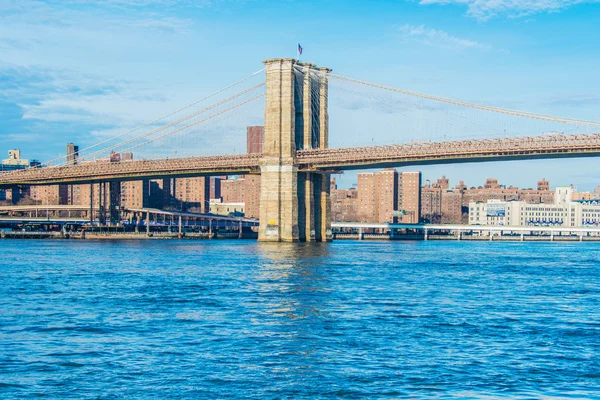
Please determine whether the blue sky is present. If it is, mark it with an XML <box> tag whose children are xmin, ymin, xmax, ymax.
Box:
<box><xmin>1</xmin><ymin>0</ymin><xmax>600</xmax><ymax>190</ymax></box>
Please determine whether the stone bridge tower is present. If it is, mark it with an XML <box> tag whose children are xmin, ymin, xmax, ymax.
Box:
<box><xmin>258</xmin><ymin>58</ymin><xmax>332</xmax><ymax>242</ymax></box>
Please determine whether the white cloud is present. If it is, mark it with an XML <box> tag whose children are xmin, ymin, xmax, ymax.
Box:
<box><xmin>398</xmin><ymin>24</ymin><xmax>489</xmax><ymax>50</ymax></box>
<box><xmin>419</xmin><ymin>0</ymin><xmax>600</xmax><ymax>20</ymax></box>
<box><xmin>0</xmin><ymin>0</ymin><xmax>204</xmax><ymax>159</ymax></box>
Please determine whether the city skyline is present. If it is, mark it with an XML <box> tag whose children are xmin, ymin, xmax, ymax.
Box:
<box><xmin>1</xmin><ymin>1</ymin><xmax>600</xmax><ymax>190</ymax></box>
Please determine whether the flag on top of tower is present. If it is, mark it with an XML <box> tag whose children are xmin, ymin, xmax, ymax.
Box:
<box><xmin>298</xmin><ymin>43</ymin><xmax>303</xmax><ymax>56</ymax></box>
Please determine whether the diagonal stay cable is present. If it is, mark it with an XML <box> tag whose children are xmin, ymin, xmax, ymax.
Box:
<box><xmin>123</xmin><ymin>93</ymin><xmax>266</xmax><ymax>154</ymax></box>
<box><xmin>46</xmin><ymin>68</ymin><xmax>265</xmax><ymax>166</ymax></box>
<box><xmin>77</xmin><ymin>82</ymin><xmax>265</xmax><ymax>163</ymax></box>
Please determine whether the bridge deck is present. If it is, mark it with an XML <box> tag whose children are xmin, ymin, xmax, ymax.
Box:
<box><xmin>0</xmin><ymin>153</ymin><xmax>262</xmax><ymax>186</ymax></box>
<box><xmin>1</xmin><ymin>134</ymin><xmax>600</xmax><ymax>186</ymax></box>
<box><xmin>298</xmin><ymin>133</ymin><xmax>600</xmax><ymax>170</ymax></box>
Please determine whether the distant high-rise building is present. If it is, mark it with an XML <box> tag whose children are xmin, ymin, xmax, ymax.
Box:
<box><xmin>247</xmin><ymin>126</ymin><xmax>264</xmax><ymax>154</ymax></box>
<box><xmin>244</xmin><ymin>175</ymin><xmax>261</xmax><ymax>219</ymax></box>
<box><xmin>421</xmin><ymin>176</ymin><xmax>463</xmax><ymax>224</ymax></box>
<box><xmin>538</xmin><ymin>178</ymin><xmax>550</xmax><ymax>191</ymax></box>
<box><xmin>484</xmin><ymin>178</ymin><xmax>501</xmax><ymax>189</ymax></box>
<box><xmin>441</xmin><ymin>189</ymin><xmax>463</xmax><ymax>224</ymax></box>
<box><xmin>66</xmin><ymin>143</ymin><xmax>79</xmax><ymax>165</ymax></box>
<box><xmin>221</xmin><ymin>178</ymin><xmax>245</xmax><ymax>203</ymax></box>
<box><xmin>398</xmin><ymin>171</ymin><xmax>421</xmax><ymax>224</ymax></box>
<box><xmin>421</xmin><ymin>186</ymin><xmax>442</xmax><ymax>223</ymax></box>
<box><xmin>30</xmin><ymin>185</ymin><xmax>68</xmax><ymax>205</ymax></box>
<box><xmin>173</xmin><ymin>177</ymin><xmax>210</xmax><ymax>213</ymax></box>
<box><xmin>149</xmin><ymin>179</ymin><xmax>172</xmax><ymax>209</ymax></box>
<box><xmin>5</xmin><ymin>187</ymin><xmax>22</xmax><ymax>203</ymax></box>
<box><xmin>455</xmin><ymin>181</ymin><xmax>467</xmax><ymax>191</ymax></box>
<box><xmin>1</xmin><ymin>150</ymin><xmax>29</xmax><ymax>171</ymax></box>
<box><xmin>461</xmin><ymin>177</ymin><xmax>554</xmax><ymax>207</ymax></box>
<box><xmin>67</xmin><ymin>183</ymin><xmax>114</xmax><ymax>210</ymax></box>
<box><xmin>109</xmin><ymin>152</ymin><xmax>121</xmax><ymax>162</ymax></box>
<box><xmin>245</xmin><ymin>126</ymin><xmax>263</xmax><ymax>218</ymax></box>
<box><xmin>209</xmin><ymin>177</ymin><xmax>222</xmax><ymax>200</ymax></box>
<box><xmin>432</xmin><ymin>176</ymin><xmax>449</xmax><ymax>189</ymax></box>
<box><xmin>331</xmin><ymin>178</ymin><xmax>359</xmax><ymax>222</ymax></box>
<box><xmin>376</xmin><ymin>169</ymin><xmax>398</xmax><ymax>223</ymax></box>
<box><xmin>357</xmin><ymin>169</ymin><xmax>420</xmax><ymax>223</ymax></box>
<box><xmin>358</xmin><ymin>172</ymin><xmax>376</xmax><ymax>222</ymax></box>
<box><xmin>121</xmin><ymin>180</ymin><xmax>150</xmax><ymax>209</ymax></box>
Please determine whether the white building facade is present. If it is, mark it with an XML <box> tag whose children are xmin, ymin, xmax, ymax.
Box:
<box><xmin>469</xmin><ymin>187</ymin><xmax>600</xmax><ymax>228</ymax></box>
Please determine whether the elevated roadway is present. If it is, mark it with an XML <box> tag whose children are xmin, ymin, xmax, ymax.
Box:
<box><xmin>1</xmin><ymin>134</ymin><xmax>600</xmax><ymax>186</ymax></box>
<box><xmin>300</xmin><ymin>133</ymin><xmax>600</xmax><ymax>170</ymax></box>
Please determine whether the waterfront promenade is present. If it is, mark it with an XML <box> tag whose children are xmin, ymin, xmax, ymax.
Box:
<box><xmin>5</xmin><ymin>222</ymin><xmax>600</xmax><ymax>242</ymax></box>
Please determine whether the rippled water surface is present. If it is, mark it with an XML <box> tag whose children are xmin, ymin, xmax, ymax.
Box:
<box><xmin>0</xmin><ymin>240</ymin><xmax>599</xmax><ymax>398</ymax></box>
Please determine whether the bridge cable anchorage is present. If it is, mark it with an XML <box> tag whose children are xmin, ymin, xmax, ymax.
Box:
<box><xmin>330</xmin><ymin>73</ymin><xmax>600</xmax><ymax>128</ymax></box>
<box><xmin>73</xmin><ymin>82</ymin><xmax>266</xmax><ymax>163</ymax></box>
<box><xmin>43</xmin><ymin>68</ymin><xmax>266</xmax><ymax>167</ymax></box>
<box><xmin>123</xmin><ymin>93</ymin><xmax>266</xmax><ymax>153</ymax></box>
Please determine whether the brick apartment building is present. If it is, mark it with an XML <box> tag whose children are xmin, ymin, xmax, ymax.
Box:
<box><xmin>356</xmin><ymin>169</ymin><xmax>421</xmax><ymax>223</ymax></box>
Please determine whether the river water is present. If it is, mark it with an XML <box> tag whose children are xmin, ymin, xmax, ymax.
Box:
<box><xmin>0</xmin><ymin>240</ymin><xmax>598</xmax><ymax>398</ymax></box>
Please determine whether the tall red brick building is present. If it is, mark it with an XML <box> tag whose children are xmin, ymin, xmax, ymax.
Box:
<box><xmin>357</xmin><ymin>169</ymin><xmax>421</xmax><ymax>223</ymax></box>
<box><xmin>221</xmin><ymin>178</ymin><xmax>246</xmax><ymax>203</ymax></box>
<box><xmin>244</xmin><ymin>126</ymin><xmax>263</xmax><ymax>219</ymax></box>
<box><xmin>173</xmin><ymin>177</ymin><xmax>210</xmax><ymax>213</ymax></box>
<box><xmin>398</xmin><ymin>171</ymin><xmax>422</xmax><ymax>223</ymax></box>
<box><xmin>246</xmin><ymin>126</ymin><xmax>264</xmax><ymax>155</ymax></box>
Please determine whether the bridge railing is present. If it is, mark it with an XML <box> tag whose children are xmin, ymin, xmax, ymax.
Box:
<box><xmin>297</xmin><ymin>133</ymin><xmax>600</xmax><ymax>167</ymax></box>
<box><xmin>0</xmin><ymin>153</ymin><xmax>262</xmax><ymax>184</ymax></box>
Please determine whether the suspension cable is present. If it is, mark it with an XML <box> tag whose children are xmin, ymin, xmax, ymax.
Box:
<box><xmin>330</xmin><ymin>73</ymin><xmax>600</xmax><ymax>128</ymax></box>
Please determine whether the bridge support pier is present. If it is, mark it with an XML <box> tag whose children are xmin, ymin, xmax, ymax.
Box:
<box><xmin>99</xmin><ymin>182</ymin><xmax>106</xmax><ymax>226</ymax></box>
<box><xmin>89</xmin><ymin>183</ymin><xmax>94</xmax><ymax>225</ymax></box>
<box><xmin>146</xmin><ymin>212</ymin><xmax>150</xmax><ymax>235</ymax></box>
<box><xmin>257</xmin><ymin>58</ymin><xmax>332</xmax><ymax>242</ymax></box>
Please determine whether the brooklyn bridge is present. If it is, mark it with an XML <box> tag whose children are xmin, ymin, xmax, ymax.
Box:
<box><xmin>2</xmin><ymin>58</ymin><xmax>600</xmax><ymax>242</ymax></box>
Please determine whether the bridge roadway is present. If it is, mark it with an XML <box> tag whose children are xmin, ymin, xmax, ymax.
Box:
<box><xmin>1</xmin><ymin>133</ymin><xmax>600</xmax><ymax>186</ymax></box>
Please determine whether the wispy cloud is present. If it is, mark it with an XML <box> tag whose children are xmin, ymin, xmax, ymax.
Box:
<box><xmin>419</xmin><ymin>0</ymin><xmax>600</xmax><ymax>20</ymax></box>
<box><xmin>397</xmin><ymin>24</ymin><xmax>490</xmax><ymax>50</ymax></box>
<box><xmin>0</xmin><ymin>0</ymin><xmax>204</xmax><ymax>160</ymax></box>
<box><xmin>0</xmin><ymin>62</ymin><xmax>172</xmax><ymax>153</ymax></box>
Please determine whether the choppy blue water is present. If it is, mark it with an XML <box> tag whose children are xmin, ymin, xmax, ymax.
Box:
<box><xmin>0</xmin><ymin>240</ymin><xmax>599</xmax><ymax>399</ymax></box>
